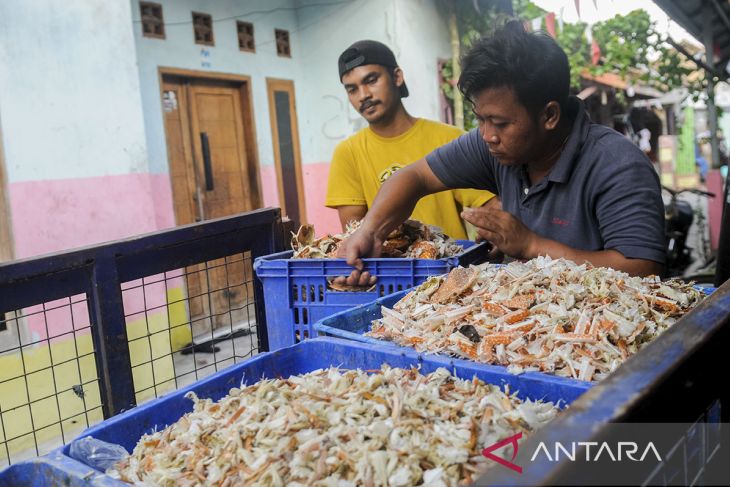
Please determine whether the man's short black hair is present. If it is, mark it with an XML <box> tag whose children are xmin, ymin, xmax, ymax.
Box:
<box><xmin>458</xmin><ymin>21</ymin><xmax>570</xmax><ymax>117</ymax></box>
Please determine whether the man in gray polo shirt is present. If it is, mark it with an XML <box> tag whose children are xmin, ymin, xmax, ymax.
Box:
<box><xmin>339</xmin><ymin>21</ymin><xmax>665</xmax><ymax>280</ymax></box>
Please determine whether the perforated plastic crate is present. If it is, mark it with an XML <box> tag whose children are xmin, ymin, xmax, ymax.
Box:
<box><xmin>253</xmin><ymin>240</ymin><xmax>489</xmax><ymax>350</ymax></box>
<box><xmin>314</xmin><ymin>288</ymin><xmax>409</xmax><ymax>346</ymax></box>
<box><xmin>314</xmin><ymin>286</ymin><xmax>717</xmax><ymax>371</ymax></box>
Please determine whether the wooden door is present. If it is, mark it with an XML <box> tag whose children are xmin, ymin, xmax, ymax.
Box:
<box><xmin>266</xmin><ymin>78</ymin><xmax>306</xmax><ymax>227</ymax></box>
<box><xmin>161</xmin><ymin>74</ymin><xmax>260</xmax><ymax>333</ymax></box>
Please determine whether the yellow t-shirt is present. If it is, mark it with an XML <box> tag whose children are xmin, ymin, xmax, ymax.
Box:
<box><xmin>325</xmin><ymin>118</ymin><xmax>494</xmax><ymax>239</ymax></box>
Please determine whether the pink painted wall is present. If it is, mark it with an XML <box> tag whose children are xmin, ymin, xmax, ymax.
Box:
<box><xmin>24</xmin><ymin>296</ymin><xmax>90</xmax><ymax>344</ymax></box>
<box><xmin>302</xmin><ymin>162</ymin><xmax>341</xmax><ymax>235</ymax></box>
<box><xmin>258</xmin><ymin>162</ymin><xmax>340</xmax><ymax>236</ymax></box>
<box><xmin>707</xmin><ymin>170</ymin><xmax>724</xmax><ymax>251</ymax></box>
<box><xmin>9</xmin><ymin>173</ymin><xmax>174</xmax><ymax>259</ymax></box>
<box><xmin>260</xmin><ymin>165</ymin><xmax>280</xmax><ymax>209</ymax></box>
<box><xmin>12</xmin><ymin>164</ymin><xmax>340</xmax><ymax>339</ymax></box>
<box><xmin>9</xmin><ymin>172</ymin><xmax>176</xmax><ymax>340</ymax></box>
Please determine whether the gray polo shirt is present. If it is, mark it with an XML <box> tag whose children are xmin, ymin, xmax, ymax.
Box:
<box><xmin>426</xmin><ymin>97</ymin><xmax>666</xmax><ymax>264</ymax></box>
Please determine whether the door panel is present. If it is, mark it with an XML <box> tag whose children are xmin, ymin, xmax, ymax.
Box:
<box><xmin>162</xmin><ymin>75</ymin><xmax>257</xmax><ymax>333</ymax></box>
<box><xmin>162</xmin><ymin>82</ymin><xmax>198</xmax><ymax>226</ymax></box>
<box><xmin>267</xmin><ymin>78</ymin><xmax>306</xmax><ymax>227</ymax></box>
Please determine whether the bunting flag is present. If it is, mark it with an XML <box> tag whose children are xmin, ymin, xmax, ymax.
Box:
<box><xmin>575</xmin><ymin>0</ymin><xmax>581</xmax><ymax>19</ymax></box>
<box><xmin>545</xmin><ymin>12</ymin><xmax>556</xmax><ymax>38</ymax></box>
<box><xmin>591</xmin><ymin>37</ymin><xmax>601</xmax><ymax>65</ymax></box>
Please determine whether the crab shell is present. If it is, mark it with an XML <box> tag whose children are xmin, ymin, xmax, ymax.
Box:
<box><xmin>410</xmin><ymin>240</ymin><xmax>438</xmax><ymax>259</ymax></box>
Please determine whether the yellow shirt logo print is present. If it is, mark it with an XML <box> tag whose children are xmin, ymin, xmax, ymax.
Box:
<box><xmin>378</xmin><ymin>163</ymin><xmax>404</xmax><ymax>183</ymax></box>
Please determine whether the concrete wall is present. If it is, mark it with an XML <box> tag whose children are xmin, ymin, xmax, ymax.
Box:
<box><xmin>0</xmin><ymin>0</ymin><xmax>155</xmax><ymax>259</ymax></box>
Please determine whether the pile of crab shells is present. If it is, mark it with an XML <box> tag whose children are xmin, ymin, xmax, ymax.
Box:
<box><xmin>111</xmin><ymin>365</ymin><xmax>559</xmax><ymax>486</ymax></box>
<box><xmin>290</xmin><ymin>220</ymin><xmax>464</xmax><ymax>261</ymax></box>
<box><xmin>366</xmin><ymin>257</ymin><xmax>705</xmax><ymax>381</ymax></box>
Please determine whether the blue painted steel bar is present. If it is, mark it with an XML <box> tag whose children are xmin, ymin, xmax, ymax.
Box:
<box><xmin>251</xmin><ymin>217</ymin><xmax>290</xmax><ymax>353</ymax></box>
<box><xmin>89</xmin><ymin>249</ymin><xmax>135</xmax><ymax>417</ymax></box>
<box><xmin>476</xmin><ymin>278</ymin><xmax>730</xmax><ymax>485</ymax></box>
<box><xmin>0</xmin><ymin>207</ymin><xmax>284</xmax><ymax>420</ymax></box>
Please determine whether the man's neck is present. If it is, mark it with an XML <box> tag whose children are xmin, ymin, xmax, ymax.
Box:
<box><xmin>526</xmin><ymin>121</ymin><xmax>572</xmax><ymax>185</ymax></box>
<box><xmin>369</xmin><ymin>105</ymin><xmax>416</xmax><ymax>138</ymax></box>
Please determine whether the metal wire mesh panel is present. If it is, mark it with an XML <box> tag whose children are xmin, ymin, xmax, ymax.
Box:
<box><xmin>0</xmin><ymin>208</ymin><xmax>285</xmax><ymax>467</ymax></box>
<box><xmin>121</xmin><ymin>251</ymin><xmax>259</xmax><ymax>403</ymax></box>
<box><xmin>0</xmin><ymin>295</ymin><xmax>103</xmax><ymax>467</ymax></box>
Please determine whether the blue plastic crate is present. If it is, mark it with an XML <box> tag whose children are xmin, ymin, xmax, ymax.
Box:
<box><xmin>52</xmin><ymin>337</ymin><xmax>589</xmax><ymax>483</ymax></box>
<box><xmin>315</xmin><ymin>289</ymin><xmax>410</xmax><ymax>346</ymax></box>
<box><xmin>254</xmin><ymin>240</ymin><xmax>490</xmax><ymax>350</ymax></box>
<box><xmin>314</xmin><ymin>285</ymin><xmax>718</xmax><ymax>371</ymax></box>
<box><xmin>0</xmin><ymin>451</ymin><xmax>119</xmax><ymax>486</ymax></box>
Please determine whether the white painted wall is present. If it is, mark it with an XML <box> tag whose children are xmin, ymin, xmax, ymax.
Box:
<box><xmin>131</xmin><ymin>0</ymin><xmax>304</xmax><ymax>174</ymax></box>
<box><xmin>0</xmin><ymin>0</ymin><xmax>149</xmax><ymax>183</ymax></box>
<box><xmin>394</xmin><ymin>0</ymin><xmax>453</xmax><ymax>124</ymax></box>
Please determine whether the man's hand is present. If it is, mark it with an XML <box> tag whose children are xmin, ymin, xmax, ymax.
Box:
<box><xmin>461</xmin><ymin>206</ymin><xmax>539</xmax><ymax>259</ymax></box>
<box><xmin>462</xmin><ymin>204</ymin><xmax>662</xmax><ymax>277</ymax></box>
<box><xmin>333</xmin><ymin>226</ymin><xmax>382</xmax><ymax>286</ymax></box>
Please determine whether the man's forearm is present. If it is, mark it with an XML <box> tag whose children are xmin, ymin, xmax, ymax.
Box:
<box><xmin>527</xmin><ymin>236</ymin><xmax>663</xmax><ymax>277</ymax></box>
<box><xmin>361</xmin><ymin>163</ymin><xmax>436</xmax><ymax>238</ymax></box>
<box><xmin>336</xmin><ymin>205</ymin><xmax>368</xmax><ymax>230</ymax></box>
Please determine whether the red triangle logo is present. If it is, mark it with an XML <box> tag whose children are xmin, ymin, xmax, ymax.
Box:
<box><xmin>482</xmin><ymin>432</ymin><xmax>523</xmax><ymax>473</ymax></box>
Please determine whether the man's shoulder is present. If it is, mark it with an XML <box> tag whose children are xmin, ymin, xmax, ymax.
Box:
<box><xmin>418</xmin><ymin>119</ymin><xmax>465</xmax><ymax>139</ymax></box>
<box><xmin>582</xmin><ymin>123</ymin><xmax>658</xmax><ymax>185</ymax></box>
<box><xmin>586</xmin><ymin>123</ymin><xmax>649</xmax><ymax>165</ymax></box>
<box><xmin>333</xmin><ymin>127</ymin><xmax>370</xmax><ymax>155</ymax></box>
<box><xmin>338</xmin><ymin>126</ymin><xmax>370</xmax><ymax>145</ymax></box>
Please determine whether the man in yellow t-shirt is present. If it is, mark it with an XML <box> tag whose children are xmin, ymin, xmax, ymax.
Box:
<box><xmin>326</xmin><ymin>40</ymin><xmax>494</xmax><ymax>240</ymax></box>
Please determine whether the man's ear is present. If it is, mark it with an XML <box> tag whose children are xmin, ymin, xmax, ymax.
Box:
<box><xmin>392</xmin><ymin>67</ymin><xmax>405</xmax><ymax>89</ymax></box>
<box><xmin>542</xmin><ymin>101</ymin><xmax>561</xmax><ymax>130</ymax></box>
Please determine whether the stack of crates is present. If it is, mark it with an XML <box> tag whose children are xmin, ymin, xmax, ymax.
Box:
<box><xmin>253</xmin><ymin>240</ymin><xmax>490</xmax><ymax>350</ymax></box>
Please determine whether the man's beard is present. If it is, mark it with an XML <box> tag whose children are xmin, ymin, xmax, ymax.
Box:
<box><xmin>365</xmin><ymin>100</ymin><xmax>398</xmax><ymax>126</ymax></box>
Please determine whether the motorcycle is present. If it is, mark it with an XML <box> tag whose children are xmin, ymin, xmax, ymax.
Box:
<box><xmin>663</xmin><ymin>186</ymin><xmax>715</xmax><ymax>279</ymax></box>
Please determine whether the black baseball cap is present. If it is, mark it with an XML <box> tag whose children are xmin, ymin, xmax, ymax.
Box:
<box><xmin>337</xmin><ymin>40</ymin><xmax>409</xmax><ymax>98</ymax></box>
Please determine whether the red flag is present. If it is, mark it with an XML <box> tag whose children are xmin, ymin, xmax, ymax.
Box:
<box><xmin>591</xmin><ymin>38</ymin><xmax>601</xmax><ymax>65</ymax></box>
<box><xmin>545</xmin><ymin>12</ymin><xmax>556</xmax><ymax>38</ymax></box>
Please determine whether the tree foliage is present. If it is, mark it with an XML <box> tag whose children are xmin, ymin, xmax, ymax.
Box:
<box><xmin>523</xmin><ymin>6</ymin><xmax>708</xmax><ymax>97</ymax></box>
<box><xmin>440</xmin><ymin>0</ymin><xmax>711</xmax><ymax>128</ymax></box>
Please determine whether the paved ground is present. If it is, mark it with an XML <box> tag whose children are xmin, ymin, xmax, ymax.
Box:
<box><xmin>171</xmin><ymin>329</ymin><xmax>259</xmax><ymax>389</ymax></box>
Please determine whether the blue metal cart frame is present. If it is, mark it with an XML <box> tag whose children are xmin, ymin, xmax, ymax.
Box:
<box><xmin>0</xmin><ymin>207</ymin><xmax>286</xmax><ymax>421</ymax></box>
